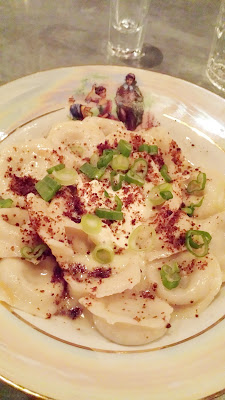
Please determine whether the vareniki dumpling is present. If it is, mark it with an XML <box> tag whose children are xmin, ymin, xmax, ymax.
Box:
<box><xmin>79</xmin><ymin>290</ymin><xmax>173</xmax><ymax>345</ymax></box>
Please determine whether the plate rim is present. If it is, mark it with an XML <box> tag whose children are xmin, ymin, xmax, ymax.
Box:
<box><xmin>0</xmin><ymin>64</ymin><xmax>225</xmax><ymax>104</ymax></box>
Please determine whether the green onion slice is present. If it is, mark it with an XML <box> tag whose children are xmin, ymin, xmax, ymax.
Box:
<box><xmin>160</xmin><ymin>164</ymin><xmax>172</xmax><ymax>183</ymax></box>
<box><xmin>138</xmin><ymin>144</ymin><xmax>149</xmax><ymax>152</ymax></box>
<box><xmin>69</xmin><ymin>145</ymin><xmax>84</xmax><ymax>157</ymax></box>
<box><xmin>97</xmin><ymin>149</ymin><xmax>113</xmax><ymax>168</ymax></box>
<box><xmin>32</xmin><ymin>244</ymin><xmax>48</xmax><ymax>258</ymax></box>
<box><xmin>159</xmin><ymin>190</ymin><xmax>173</xmax><ymax>200</ymax></box>
<box><xmin>118</xmin><ymin>139</ymin><xmax>132</xmax><ymax>157</ymax></box>
<box><xmin>115</xmin><ymin>195</ymin><xmax>123</xmax><ymax>211</ymax></box>
<box><xmin>20</xmin><ymin>244</ymin><xmax>48</xmax><ymax>259</ymax></box>
<box><xmin>110</xmin><ymin>171</ymin><xmax>124</xmax><ymax>191</ymax></box>
<box><xmin>35</xmin><ymin>175</ymin><xmax>61</xmax><ymax>202</ymax></box>
<box><xmin>52</xmin><ymin>168</ymin><xmax>78</xmax><ymax>186</ymax></box>
<box><xmin>79</xmin><ymin>162</ymin><xmax>105</xmax><ymax>180</ymax></box>
<box><xmin>185</xmin><ymin>229</ymin><xmax>212</xmax><ymax>257</ymax></box>
<box><xmin>130</xmin><ymin>158</ymin><xmax>148</xmax><ymax>178</ymax></box>
<box><xmin>0</xmin><ymin>198</ymin><xmax>13</xmax><ymax>208</ymax></box>
<box><xmin>104</xmin><ymin>190</ymin><xmax>110</xmax><ymax>198</ymax></box>
<box><xmin>20</xmin><ymin>246</ymin><xmax>34</xmax><ymax>259</ymax></box>
<box><xmin>81</xmin><ymin>214</ymin><xmax>102</xmax><ymax>235</ymax></box>
<box><xmin>95</xmin><ymin>208</ymin><xmax>123</xmax><ymax>221</ymax></box>
<box><xmin>148</xmin><ymin>183</ymin><xmax>173</xmax><ymax>206</ymax></box>
<box><xmin>124</xmin><ymin>170</ymin><xmax>145</xmax><ymax>187</ymax></box>
<box><xmin>187</xmin><ymin>172</ymin><xmax>206</xmax><ymax>194</ymax></box>
<box><xmin>160</xmin><ymin>262</ymin><xmax>181</xmax><ymax>290</ymax></box>
<box><xmin>193</xmin><ymin>197</ymin><xmax>204</xmax><ymax>208</ymax></box>
<box><xmin>111</xmin><ymin>154</ymin><xmax>130</xmax><ymax>171</ymax></box>
<box><xmin>181</xmin><ymin>206</ymin><xmax>194</xmax><ymax>216</ymax></box>
<box><xmin>128</xmin><ymin>225</ymin><xmax>156</xmax><ymax>251</ymax></box>
<box><xmin>138</xmin><ymin>144</ymin><xmax>158</xmax><ymax>155</ymax></box>
<box><xmin>92</xmin><ymin>244</ymin><xmax>114</xmax><ymax>264</ymax></box>
<box><xmin>47</xmin><ymin>163</ymin><xmax>65</xmax><ymax>174</ymax></box>
<box><xmin>90</xmin><ymin>153</ymin><xmax>99</xmax><ymax>166</ymax></box>
<box><xmin>182</xmin><ymin>197</ymin><xmax>204</xmax><ymax>217</ymax></box>
<box><xmin>148</xmin><ymin>145</ymin><xmax>158</xmax><ymax>155</ymax></box>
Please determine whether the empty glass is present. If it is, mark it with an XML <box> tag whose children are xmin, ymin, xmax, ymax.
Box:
<box><xmin>206</xmin><ymin>0</ymin><xmax>225</xmax><ymax>92</ymax></box>
<box><xmin>108</xmin><ymin>0</ymin><xmax>151</xmax><ymax>59</ymax></box>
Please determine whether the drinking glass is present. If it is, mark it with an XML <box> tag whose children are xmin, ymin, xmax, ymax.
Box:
<box><xmin>206</xmin><ymin>0</ymin><xmax>225</xmax><ymax>92</ymax></box>
<box><xmin>108</xmin><ymin>0</ymin><xmax>151</xmax><ymax>59</ymax></box>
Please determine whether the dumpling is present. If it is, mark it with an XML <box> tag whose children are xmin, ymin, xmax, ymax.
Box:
<box><xmin>182</xmin><ymin>169</ymin><xmax>225</xmax><ymax>219</ymax></box>
<box><xmin>79</xmin><ymin>290</ymin><xmax>173</xmax><ymax>345</ymax></box>
<box><xmin>146</xmin><ymin>251</ymin><xmax>222</xmax><ymax>317</ymax></box>
<box><xmin>0</xmin><ymin>207</ymin><xmax>40</xmax><ymax>259</ymax></box>
<box><xmin>47</xmin><ymin>118</ymin><xmax>107</xmax><ymax>158</ymax></box>
<box><xmin>64</xmin><ymin>251</ymin><xmax>141</xmax><ymax>298</ymax></box>
<box><xmin>27</xmin><ymin>193</ymin><xmax>141</xmax><ymax>298</ymax></box>
<box><xmin>140</xmin><ymin>126</ymin><xmax>194</xmax><ymax>180</ymax></box>
<box><xmin>199</xmin><ymin>211</ymin><xmax>225</xmax><ymax>280</ymax></box>
<box><xmin>0</xmin><ymin>139</ymin><xmax>67</xmax><ymax>207</ymax></box>
<box><xmin>0</xmin><ymin>257</ymin><xmax>64</xmax><ymax>317</ymax></box>
<box><xmin>145</xmin><ymin>206</ymin><xmax>198</xmax><ymax>260</ymax></box>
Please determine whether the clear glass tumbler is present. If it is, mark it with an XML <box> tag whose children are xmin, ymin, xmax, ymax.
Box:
<box><xmin>206</xmin><ymin>0</ymin><xmax>225</xmax><ymax>92</ymax></box>
<box><xmin>108</xmin><ymin>0</ymin><xmax>151</xmax><ymax>59</ymax></box>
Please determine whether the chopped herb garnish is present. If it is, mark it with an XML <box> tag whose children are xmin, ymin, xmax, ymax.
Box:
<box><xmin>160</xmin><ymin>262</ymin><xmax>181</xmax><ymax>289</ymax></box>
<box><xmin>160</xmin><ymin>164</ymin><xmax>172</xmax><ymax>183</ymax></box>
<box><xmin>185</xmin><ymin>229</ymin><xmax>212</xmax><ymax>257</ymax></box>
<box><xmin>95</xmin><ymin>208</ymin><xmax>123</xmax><ymax>220</ymax></box>
<box><xmin>79</xmin><ymin>162</ymin><xmax>105</xmax><ymax>180</ymax></box>
<box><xmin>118</xmin><ymin>139</ymin><xmax>132</xmax><ymax>157</ymax></box>
<box><xmin>35</xmin><ymin>175</ymin><xmax>61</xmax><ymax>202</ymax></box>
<box><xmin>47</xmin><ymin>163</ymin><xmax>65</xmax><ymax>174</ymax></box>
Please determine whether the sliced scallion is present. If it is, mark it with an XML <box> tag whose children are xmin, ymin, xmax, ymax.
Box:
<box><xmin>20</xmin><ymin>244</ymin><xmax>48</xmax><ymax>259</ymax></box>
<box><xmin>148</xmin><ymin>183</ymin><xmax>173</xmax><ymax>206</ymax></box>
<box><xmin>111</xmin><ymin>154</ymin><xmax>130</xmax><ymax>171</ymax></box>
<box><xmin>79</xmin><ymin>162</ymin><xmax>105</xmax><ymax>180</ymax></box>
<box><xmin>92</xmin><ymin>244</ymin><xmax>114</xmax><ymax>264</ymax></box>
<box><xmin>138</xmin><ymin>144</ymin><xmax>158</xmax><ymax>155</ymax></box>
<box><xmin>130</xmin><ymin>158</ymin><xmax>148</xmax><ymax>178</ymax></box>
<box><xmin>69</xmin><ymin>145</ymin><xmax>84</xmax><ymax>157</ymax></box>
<box><xmin>124</xmin><ymin>170</ymin><xmax>145</xmax><ymax>187</ymax></box>
<box><xmin>35</xmin><ymin>175</ymin><xmax>61</xmax><ymax>202</ymax></box>
<box><xmin>160</xmin><ymin>262</ymin><xmax>181</xmax><ymax>290</ymax></box>
<box><xmin>90</xmin><ymin>153</ymin><xmax>99</xmax><ymax>167</ymax></box>
<box><xmin>20</xmin><ymin>246</ymin><xmax>34</xmax><ymax>259</ymax></box>
<box><xmin>160</xmin><ymin>164</ymin><xmax>172</xmax><ymax>183</ymax></box>
<box><xmin>0</xmin><ymin>198</ymin><xmax>13</xmax><ymax>208</ymax></box>
<box><xmin>148</xmin><ymin>145</ymin><xmax>158</xmax><ymax>155</ymax></box>
<box><xmin>128</xmin><ymin>225</ymin><xmax>156</xmax><ymax>251</ymax></box>
<box><xmin>47</xmin><ymin>163</ymin><xmax>65</xmax><ymax>174</ymax></box>
<box><xmin>110</xmin><ymin>171</ymin><xmax>124</xmax><ymax>191</ymax></box>
<box><xmin>185</xmin><ymin>229</ymin><xmax>212</xmax><ymax>257</ymax></box>
<box><xmin>104</xmin><ymin>190</ymin><xmax>110</xmax><ymax>198</ymax></box>
<box><xmin>118</xmin><ymin>139</ymin><xmax>132</xmax><ymax>157</ymax></box>
<box><xmin>95</xmin><ymin>208</ymin><xmax>123</xmax><ymax>220</ymax></box>
<box><xmin>115</xmin><ymin>195</ymin><xmax>122</xmax><ymax>211</ymax></box>
<box><xmin>32</xmin><ymin>244</ymin><xmax>48</xmax><ymax>258</ymax></box>
<box><xmin>182</xmin><ymin>197</ymin><xmax>204</xmax><ymax>217</ymax></box>
<box><xmin>181</xmin><ymin>206</ymin><xmax>194</xmax><ymax>216</ymax></box>
<box><xmin>97</xmin><ymin>149</ymin><xmax>113</xmax><ymax>168</ymax></box>
<box><xmin>138</xmin><ymin>144</ymin><xmax>149</xmax><ymax>152</ymax></box>
<box><xmin>81</xmin><ymin>214</ymin><xmax>102</xmax><ymax>235</ymax></box>
<box><xmin>52</xmin><ymin>168</ymin><xmax>78</xmax><ymax>186</ymax></box>
<box><xmin>187</xmin><ymin>172</ymin><xmax>206</xmax><ymax>194</ymax></box>
<box><xmin>159</xmin><ymin>190</ymin><xmax>173</xmax><ymax>200</ymax></box>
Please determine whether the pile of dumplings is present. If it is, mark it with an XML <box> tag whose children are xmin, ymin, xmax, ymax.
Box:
<box><xmin>0</xmin><ymin>117</ymin><xmax>224</xmax><ymax>346</ymax></box>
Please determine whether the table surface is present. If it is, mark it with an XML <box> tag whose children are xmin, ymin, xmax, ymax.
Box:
<box><xmin>0</xmin><ymin>0</ymin><xmax>225</xmax><ymax>399</ymax></box>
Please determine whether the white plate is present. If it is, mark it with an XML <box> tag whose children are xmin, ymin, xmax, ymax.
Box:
<box><xmin>0</xmin><ymin>66</ymin><xmax>225</xmax><ymax>400</ymax></box>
